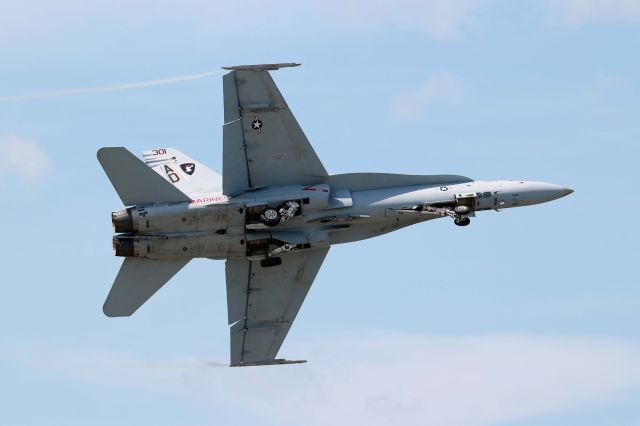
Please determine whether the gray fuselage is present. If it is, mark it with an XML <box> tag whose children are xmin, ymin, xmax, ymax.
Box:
<box><xmin>268</xmin><ymin>179</ymin><xmax>572</xmax><ymax>245</ymax></box>
<box><xmin>111</xmin><ymin>179</ymin><xmax>572</xmax><ymax>261</ymax></box>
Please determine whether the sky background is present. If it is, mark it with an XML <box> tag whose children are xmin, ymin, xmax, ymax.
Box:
<box><xmin>1</xmin><ymin>1</ymin><xmax>639</xmax><ymax>425</ymax></box>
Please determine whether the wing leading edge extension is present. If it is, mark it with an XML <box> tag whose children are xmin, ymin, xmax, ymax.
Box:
<box><xmin>222</xmin><ymin>64</ymin><xmax>328</xmax><ymax>195</ymax></box>
<box><xmin>225</xmin><ymin>248</ymin><xmax>329</xmax><ymax>366</ymax></box>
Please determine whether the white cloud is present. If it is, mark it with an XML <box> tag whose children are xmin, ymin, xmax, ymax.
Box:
<box><xmin>390</xmin><ymin>73</ymin><xmax>464</xmax><ymax>119</ymax></box>
<box><xmin>6</xmin><ymin>333</ymin><xmax>640</xmax><ymax>425</ymax></box>
<box><xmin>540</xmin><ymin>0</ymin><xmax>640</xmax><ymax>27</ymax></box>
<box><xmin>0</xmin><ymin>136</ymin><xmax>52</xmax><ymax>182</ymax></box>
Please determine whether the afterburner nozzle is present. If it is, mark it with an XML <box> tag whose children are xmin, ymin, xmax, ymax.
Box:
<box><xmin>112</xmin><ymin>236</ymin><xmax>138</xmax><ymax>257</ymax></box>
<box><xmin>112</xmin><ymin>208</ymin><xmax>134</xmax><ymax>233</ymax></box>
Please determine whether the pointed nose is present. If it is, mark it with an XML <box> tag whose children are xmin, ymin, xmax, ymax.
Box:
<box><xmin>540</xmin><ymin>184</ymin><xmax>574</xmax><ymax>202</ymax></box>
<box><xmin>516</xmin><ymin>182</ymin><xmax>574</xmax><ymax>206</ymax></box>
<box><xmin>561</xmin><ymin>187</ymin><xmax>574</xmax><ymax>197</ymax></box>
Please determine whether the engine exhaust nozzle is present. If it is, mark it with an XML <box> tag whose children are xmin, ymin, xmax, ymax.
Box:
<box><xmin>112</xmin><ymin>236</ymin><xmax>138</xmax><ymax>257</ymax></box>
<box><xmin>112</xmin><ymin>208</ymin><xmax>134</xmax><ymax>233</ymax></box>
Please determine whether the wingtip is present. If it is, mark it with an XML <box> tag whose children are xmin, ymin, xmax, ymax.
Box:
<box><xmin>229</xmin><ymin>359</ymin><xmax>307</xmax><ymax>367</ymax></box>
<box><xmin>221</xmin><ymin>63</ymin><xmax>301</xmax><ymax>71</ymax></box>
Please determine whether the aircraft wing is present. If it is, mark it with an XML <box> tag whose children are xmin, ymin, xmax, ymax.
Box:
<box><xmin>225</xmin><ymin>247</ymin><xmax>329</xmax><ymax>366</ymax></box>
<box><xmin>222</xmin><ymin>64</ymin><xmax>328</xmax><ymax>195</ymax></box>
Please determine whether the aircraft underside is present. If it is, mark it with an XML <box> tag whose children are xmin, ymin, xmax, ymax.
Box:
<box><xmin>109</xmin><ymin>180</ymin><xmax>473</xmax><ymax>265</ymax></box>
<box><xmin>97</xmin><ymin>63</ymin><xmax>571</xmax><ymax>366</ymax></box>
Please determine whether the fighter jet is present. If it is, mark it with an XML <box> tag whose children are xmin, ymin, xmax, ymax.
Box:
<box><xmin>97</xmin><ymin>63</ymin><xmax>573</xmax><ymax>367</ymax></box>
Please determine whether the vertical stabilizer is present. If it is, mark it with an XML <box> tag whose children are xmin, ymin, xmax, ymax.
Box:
<box><xmin>97</xmin><ymin>147</ymin><xmax>191</xmax><ymax>206</ymax></box>
<box><xmin>143</xmin><ymin>148</ymin><xmax>223</xmax><ymax>197</ymax></box>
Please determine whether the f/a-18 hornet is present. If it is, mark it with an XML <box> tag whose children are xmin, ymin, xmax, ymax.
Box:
<box><xmin>98</xmin><ymin>63</ymin><xmax>573</xmax><ymax>367</ymax></box>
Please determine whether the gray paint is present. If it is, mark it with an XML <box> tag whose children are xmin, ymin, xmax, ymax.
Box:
<box><xmin>97</xmin><ymin>147</ymin><xmax>191</xmax><ymax>206</ymax></box>
<box><xmin>98</xmin><ymin>63</ymin><xmax>573</xmax><ymax>366</ymax></box>
<box><xmin>103</xmin><ymin>258</ymin><xmax>190</xmax><ymax>317</ymax></box>
<box><xmin>222</xmin><ymin>69</ymin><xmax>327</xmax><ymax>195</ymax></box>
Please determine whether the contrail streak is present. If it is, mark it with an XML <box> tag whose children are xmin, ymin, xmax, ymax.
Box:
<box><xmin>140</xmin><ymin>360</ymin><xmax>228</xmax><ymax>369</ymax></box>
<box><xmin>0</xmin><ymin>69</ymin><xmax>222</xmax><ymax>102</ymax></box>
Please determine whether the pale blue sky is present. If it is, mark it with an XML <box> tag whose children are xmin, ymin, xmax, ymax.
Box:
<box><xmin>1</xmin><ymin>1</ymin><xmax>639</xmax><ymax>425</ymax></box>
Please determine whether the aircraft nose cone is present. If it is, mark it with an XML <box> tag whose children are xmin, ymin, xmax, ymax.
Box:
<box><xmin>516</xmin><ymin>182</ymin><xmax>574</xmax><ymax>206</ymax></box>
<box><xmin>542</xmin><ymin>184</ymin><xmax>573</xmax><ymax>202</ymax></box>
<box><xmin>561</xmin><ymin>187</ymin><xmax>574</xmax><ymax>197</ymax></box>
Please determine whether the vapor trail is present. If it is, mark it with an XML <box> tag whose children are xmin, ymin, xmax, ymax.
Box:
<box><xmin>140</xmin><ymin>360</ymin><xmax>228</xmax><ymax>369</ymax></box>
<box><xmin>0</xmin><ymin>69</ymin><xmax>222</xmax><ymax>102</ymax></box>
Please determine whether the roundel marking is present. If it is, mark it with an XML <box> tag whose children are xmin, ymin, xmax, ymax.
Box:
<box><xmin>251</xmin><ymin>115</ymin><xmax>263</xmax><ymax>134</ymax></box>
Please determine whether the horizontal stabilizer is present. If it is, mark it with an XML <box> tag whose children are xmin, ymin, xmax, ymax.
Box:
<box><xmin>97</xmin><ymin>147</ymin><xmax>191</xmax><ymax>206</ymax></box>
<box><xmin>103</xmin><ymin>257</ymin><xmax>190</xmax><ymax>317</ymax></box>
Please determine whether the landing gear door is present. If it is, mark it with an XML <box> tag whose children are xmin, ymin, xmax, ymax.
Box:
<box><xmin>474</xmin><ymin>191</ymin><xmax>495</xmax><ymax>211</ymax></box>
<box><xmin>454</xmin><ymin>191</ymin><xmax>477</xmax><ymax>216</ymax></box>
